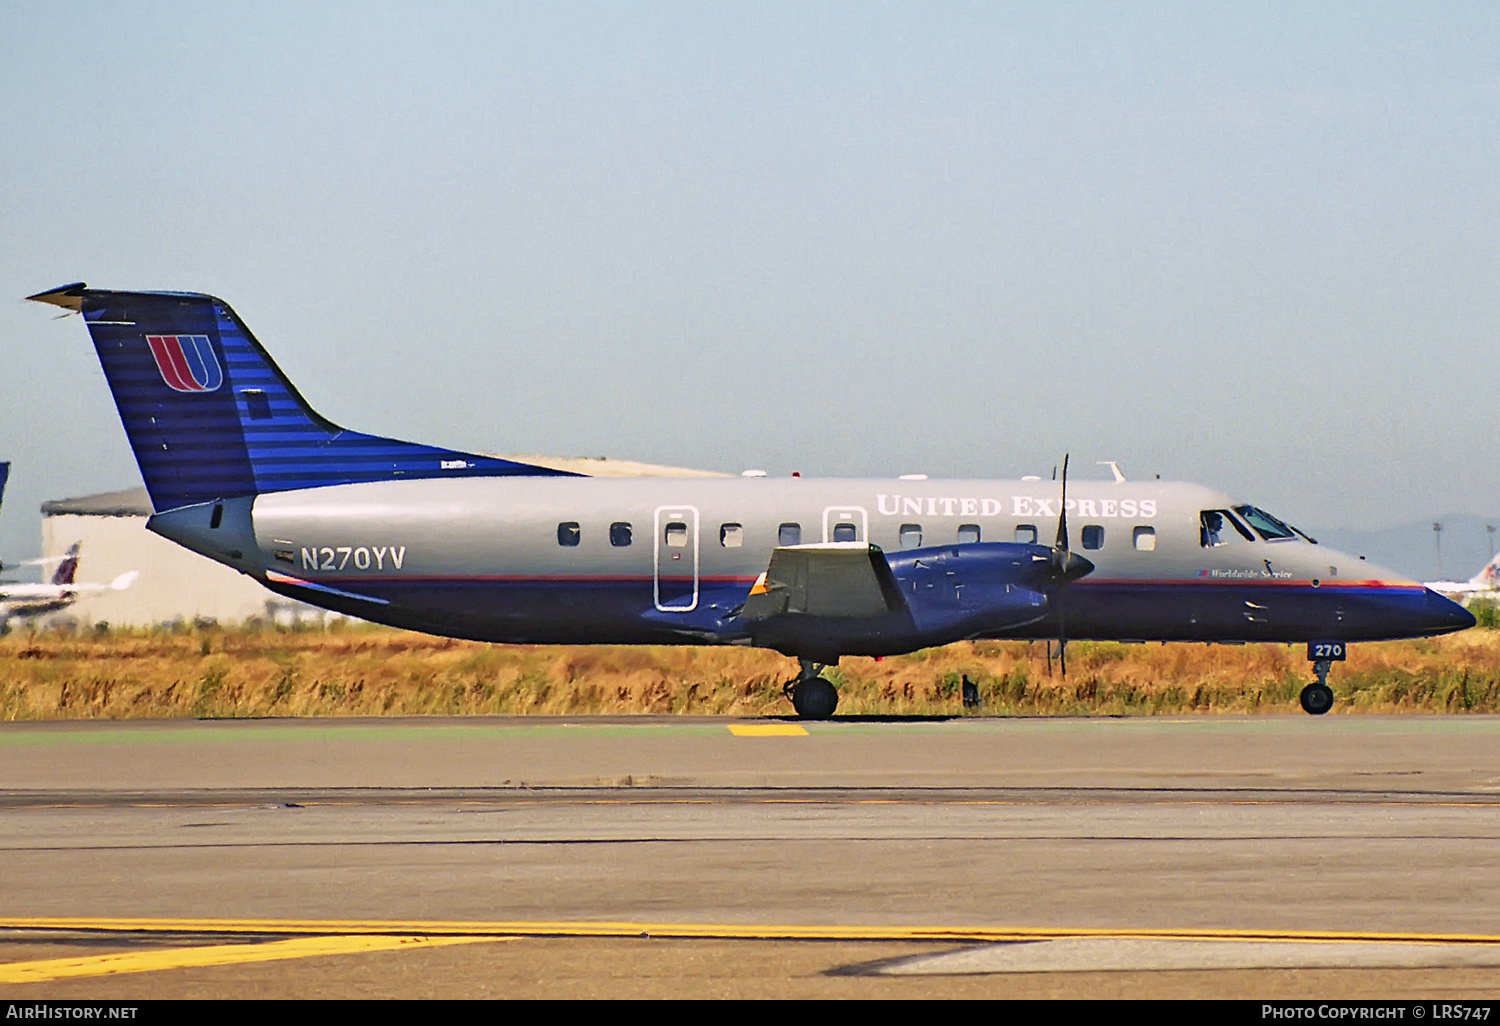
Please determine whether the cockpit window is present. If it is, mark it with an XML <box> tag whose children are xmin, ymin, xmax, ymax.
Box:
<box><xmin>1200</xmin><ymin>509</ymin><xmax>1254</xmax><ymax>547</ymax></box>
<box><xmin>1233</xmin><ymin>505</ymin><xmax>1298</xmax><ymax>542</ymax></box>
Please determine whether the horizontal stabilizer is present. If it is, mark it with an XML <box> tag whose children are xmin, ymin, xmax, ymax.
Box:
<box><xmin>741</xmin><ymin>544</ymin><xmax>905</xmax><ymax>620</ymax></box>
<box><xmin>26</xmin><ymin>283</ymin><xmax>87</xmax><ymax>312</ymax></box>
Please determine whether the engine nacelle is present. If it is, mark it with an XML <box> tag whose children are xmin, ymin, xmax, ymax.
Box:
<box><xmin>747</xmin><ymin>542</ymin><xmax>1059</xmax><ymax>662</ymax></box>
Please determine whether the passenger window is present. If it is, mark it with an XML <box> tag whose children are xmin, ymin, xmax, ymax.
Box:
<box><xmin>557</xmin><ymin>522</ymin><xmax>581</xmax><ymax>547</ymax></box>
<box><xmin>1200</xmin><ymin>509</ymin><xmax>1253</xmax><ymax>547</ymax></box>
<box><xmin>720</xmin><ymin>523</ymin><xmax>743</xmax><ymax>548</ymax></box>
<box><xmin>957</xmin><ymin>524</ymin><xmax>981</xmax><ymax>544</ymax></box>
<box><xmin>832</xmin><ymin>522</ymin><xmax>857</xmax><ymax>542</ymax></box>
<box><xmin>779</xmin><ymin>523</ymin><xmax>801</xmax><ymax>546</ymax></box>
<box><xmin>1081</xmin><ymin>525</ymin><xmax>1104</xmax><ymax>550</ymax></box>
<box><xmin>664</xmin><ymin>522</ymin><xmax>688</xmax><ymax>548</ymax></box>
<box><xmin>899</xmin><ymin>524</ymin><xmax>923</xmax><ymax>549</ymax></box>
<box><xmin>610</xmin><ymin>522</ymin><xmax>633</xmax><ymax>547</ymax></box>
<box><xmin>1014</xmin><ymin>524</ymin><xmax>1038</xmax><ymax>545</ymax></box>
<box><xmin>1133</xmin><ymin>526</ymin><xmax>1156</xmax><ymax>551</ymax></box>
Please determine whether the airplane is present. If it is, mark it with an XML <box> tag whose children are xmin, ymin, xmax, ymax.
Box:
<box><xmin>0</xmin><ymin>542</ymin><xmax>140</xmax><ymax>631</ymax></box>
<box><xmin>1426</xmin><ymin>553</ymin><xmax>1500</xmax><ymax>602</ymax></box>
<box><xmin>28</xmin><ymin>282</ymin><xmax>1475</xmax><ymax>717</ymax></box>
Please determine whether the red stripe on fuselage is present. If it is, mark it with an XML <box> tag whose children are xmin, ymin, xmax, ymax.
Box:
<box><xmin>281</xmin><ymin>573</ymin><xmax>1421</xmax><ymax>593</ymax></box>
<box><xmin>283</xmin><ymin>574</ymin><xmax>761</xmax><ymax>584</ymax></box>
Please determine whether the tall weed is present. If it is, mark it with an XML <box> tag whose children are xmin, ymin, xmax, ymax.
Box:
<box><xmin>2</xmin><ymin>624</ymin><xmax>1499</xmax><ymax>719</ymax></box>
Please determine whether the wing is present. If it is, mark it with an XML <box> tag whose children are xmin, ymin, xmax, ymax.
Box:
<box><xmin>741</xmin><ymin>543</ymin><xmax>906</xmax><ymax>620</ymax></box>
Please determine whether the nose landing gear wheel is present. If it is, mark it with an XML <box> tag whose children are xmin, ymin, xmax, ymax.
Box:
<box><xmin>1301</xmin><ymin>656</ymin><xmax>1336</xmax><ymax>715</ymax></box>
<box><xmin>792</xmin><ymin>677</ymin><xmax>838</xmax><ymax>719</ymax></box>
<box><xmin>1299</xmin><ymin>682</ymin><xmax>1334</xmax><ymax>716</ymax></box>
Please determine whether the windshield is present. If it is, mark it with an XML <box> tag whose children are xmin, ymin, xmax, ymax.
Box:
<box><xmin>1201</xmin><ymin>509</ymin><xmax>1254</xmax><ymax>547</ymax></box>
<box><xmin>1233</xmin><ymin>505</ymin><xmax>1298</xmax><ymax>542</ymax></box>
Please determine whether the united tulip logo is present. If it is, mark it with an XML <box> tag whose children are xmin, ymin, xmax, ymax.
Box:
<box><xmin>146</xmin><ymin>335</ymin><xmax>223</xmax><ymax>392</ymax></box>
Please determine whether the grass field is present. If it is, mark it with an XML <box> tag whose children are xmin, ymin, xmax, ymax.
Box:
<box><xmin>1</xmin><ymin>622</ymin><xmax>1499</xmax><ymax>719</ymax></box>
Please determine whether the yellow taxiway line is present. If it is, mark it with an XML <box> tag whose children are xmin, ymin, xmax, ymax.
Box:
<box><xmin>727</xmin><ymin>724</ymin><xmax>809</xmax><ymax>737</ymax></box>
<box><xmin>3</xmin><ymin>918</ymin><xmax>1500</xmax><ymax>947</ymax></box>
<box><xmin>0</xmin><ymin>934</ymin><xmax>504</xmax><ymax>984</ymax></box>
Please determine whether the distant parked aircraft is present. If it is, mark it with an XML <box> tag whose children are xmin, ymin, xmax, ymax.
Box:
<box><xmin>0</xmin><ymin>542</ymin><xmax>139</xmax><ymax>632</ymax></box>
<box><xmin>1426</xmin><ymin>554</ymin><xmax>1500</xmax><ymax>602</ymax></box>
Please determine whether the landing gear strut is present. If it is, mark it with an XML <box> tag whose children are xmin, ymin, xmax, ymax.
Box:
<box><xmin>1300</xmin><ymin>659</ymin><xmax>1334</xmax><ymax>716</ymax></box>
<box><xmin>785</xmin><ymin>658</ymin><xmax>839</xmax><ymax>719</ymax></box>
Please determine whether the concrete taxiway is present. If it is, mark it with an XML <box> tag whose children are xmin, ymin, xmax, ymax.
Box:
<box><xmin>1</xmin><ymin>715</ymin><xmax>1498</xmax><ymax>998</ymax></box>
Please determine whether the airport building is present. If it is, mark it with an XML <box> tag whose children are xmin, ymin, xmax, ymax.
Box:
<box><xmin>34</xmin><ymin>457</ymin><xmax>726</xmax><ymax>630</ymax></box>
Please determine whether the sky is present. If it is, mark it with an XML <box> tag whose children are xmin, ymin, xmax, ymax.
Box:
<box><xmin>2</xmin><ymin>2</ymin><xmax>1499</xmax><ymax>563</ymax></box>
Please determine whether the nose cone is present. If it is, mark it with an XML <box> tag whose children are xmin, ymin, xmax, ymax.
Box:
<box><xmin>1423</xmin><ymin>588</ymin><xmax>1477</xmax><ymax>634</ymax></box>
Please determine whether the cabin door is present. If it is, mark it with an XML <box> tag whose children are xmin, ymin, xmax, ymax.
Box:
<box><xmin>822</xmin><ymin>506</ymin><xmax>868</xmax><ymax>543</ymax></box>
<box><xmin>654</xmin><ymin>505</ymin><xmax>700</xmax><ymax>612</ymax></box>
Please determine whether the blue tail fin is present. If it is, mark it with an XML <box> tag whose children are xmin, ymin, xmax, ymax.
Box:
<box><xmin>0</xmin><ymin>462</ymin><xmax>8</xmax><ymax>513</ymax></box>
<box><xmin>30</xmin><ymin>284</ymin><xmax>574</xmax><ymax>512</ymax></box>
<box><xmin>51</xmin><ymin>543</ymin><xmax>80</xmax><ymax>587</ymax></box>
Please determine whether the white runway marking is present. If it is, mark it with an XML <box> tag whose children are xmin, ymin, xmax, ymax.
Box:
<box><xmin>878</xmin><ymin>937</ymin><xmax>1500</xmax><ymax>974</ymax></box>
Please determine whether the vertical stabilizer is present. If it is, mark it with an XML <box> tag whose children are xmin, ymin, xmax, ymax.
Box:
<box><xmin>51</xmin><ymin>543</ymin><xmax>80</xmax><ymax>587</ymax></box>
<box><xmin>1470</xmin><ymin>553</ymin><xmax>1500</xmax><ymax>590</ymax></box>
<box><xmin>28</xmin><ymin>284</ymin><xmax>577</xmax><ymax>512</ymax></box>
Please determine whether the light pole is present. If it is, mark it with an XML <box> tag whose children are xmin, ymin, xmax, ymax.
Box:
<box><xmin>1434</xmin><ymin>522</ymin><xmax>1444</xmax><ymax>580</ymax></box>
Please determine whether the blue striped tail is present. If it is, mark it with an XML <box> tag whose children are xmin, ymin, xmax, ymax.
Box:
<box><xmin>30</xmin><ymin>284</ymin><xmax>573</xmax><ymax>512</ymax></box>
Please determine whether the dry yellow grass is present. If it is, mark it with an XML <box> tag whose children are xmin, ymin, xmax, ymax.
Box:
<box><xmin>1</xmin><ymin>622</ymin><xmax>1499</xmax><ymax>719</ymax></box>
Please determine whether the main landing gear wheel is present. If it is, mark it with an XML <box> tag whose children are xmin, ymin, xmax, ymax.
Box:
<box><xmin>1299</xmin><ymin>682</ymin><xmax>1334</xmax><ymax>716</ymax></box>
<box><xmin>786</xmin><ymin>658</ymin><xmax>839</xmax><ymax>719</ymax></box>
<box><xmin>792</xmin><ymin>677</ymin><xmax>838</xmax><ymax>720</ymax></box>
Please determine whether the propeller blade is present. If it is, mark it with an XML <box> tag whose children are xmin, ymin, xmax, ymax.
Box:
<box><xmin>1058</xmin><ymin>595</ymin><xmax>1068</xmax><ymax>677</ymax></box>
<box><xmin>1047</xmin><ymin>454</ymin><xmax>1094</xmax><ymax>581</ymax></box>
<box><xmin>1055</xmin><ymin>454</ymin><xmax>1070</xmax><ymax>553</ymax></box>
<box><xmin>1051</xmin><ymin>454</ymin><xmax>1079</xmax><ymax>677</ymax></box>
